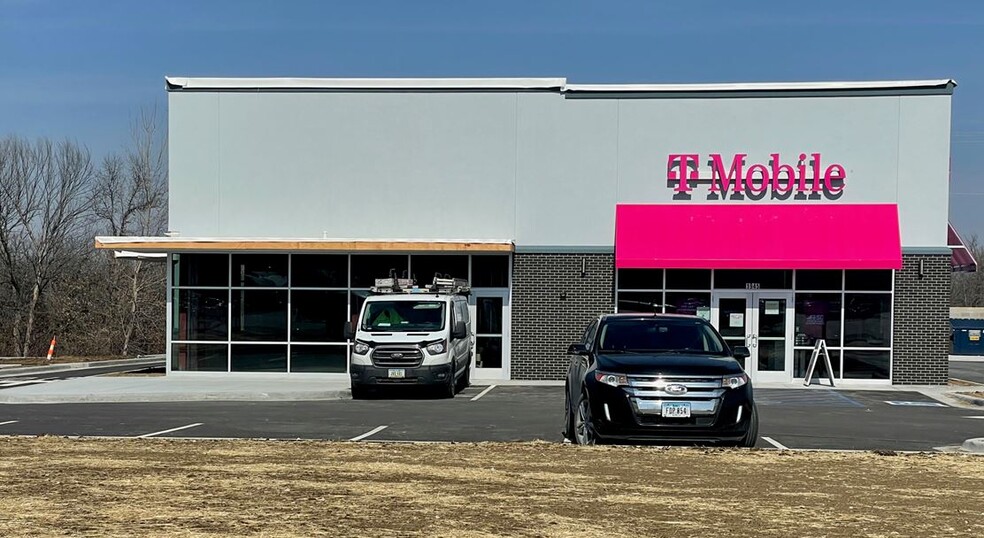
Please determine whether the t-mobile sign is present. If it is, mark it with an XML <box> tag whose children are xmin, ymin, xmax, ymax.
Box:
<box><xmin>666</xmin><ymin>153</ymin><xmax>846</xmax><ymax>200</ymax></box>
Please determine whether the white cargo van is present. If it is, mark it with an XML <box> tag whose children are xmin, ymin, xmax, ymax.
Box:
<box><xmin>344</xmin><ymin>277</ymin><xmax>473</xmax><ymax>398</ymax></box>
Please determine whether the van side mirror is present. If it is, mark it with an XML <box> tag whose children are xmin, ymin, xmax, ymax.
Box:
<box><xmin>343</xmin><ymin>321</ymin><xmax>354</xmax><ymax>340</ymax></box>
<box><xmin>452</xmin><ymin>320</ymin><xmax>467</xmax><ymax>340</ymax></box>
<box><xmin>567</xmin><ymin>343</ymin><xmax>589</xmax><ymax>355</ymax></box>
<box><xmin>733</xmin><ymin>346</ymin><xmax>750</xmax><ymax>360</ymax></box>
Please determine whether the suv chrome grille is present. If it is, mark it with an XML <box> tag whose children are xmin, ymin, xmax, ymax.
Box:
<box><xmin>371</xmin><ymin>346</ymin><xmax>424</xmax><ymax>367</ymax></box>
<box><xmin>624</xmin><ymin>375</ymin><xmax>724</xmax><ymax>418</ymax></box>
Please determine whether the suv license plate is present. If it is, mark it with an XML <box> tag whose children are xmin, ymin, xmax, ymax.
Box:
<box><xmin>388</xmin><ymin>369</ymin><xmax>406</xmax><ymax>379</ymax></box>
<box><xmin>662</xmin><ymin>402</ymin><xmax>691</xmax><ymax>418</ymax></box>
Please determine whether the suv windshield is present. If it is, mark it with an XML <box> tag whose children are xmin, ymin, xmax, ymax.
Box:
<box><xmin>597</xmin><ymin>318</ymin><xmax>728</xmax><ymax>355</ymax></box>
<box><xmin>361</xmin><ymin>301</ymin><xmax>446</xmax><ymax>332</ymax></box>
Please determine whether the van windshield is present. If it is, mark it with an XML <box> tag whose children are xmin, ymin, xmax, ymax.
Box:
<box><xmin>361</xmin><ymin>301</ymin><xmax>446</xmax><ymax>332</ymax></box>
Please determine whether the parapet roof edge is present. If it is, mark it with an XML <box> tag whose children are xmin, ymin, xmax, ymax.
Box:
<box><xmin>164</xmin><ymin>76</ymin><xmax>567</xmax><ymax>91</ymax></box>
<box><xmin>165</xmin><ymin>76</ymin><xmax>956</xmax><ymax>94</ymax></box>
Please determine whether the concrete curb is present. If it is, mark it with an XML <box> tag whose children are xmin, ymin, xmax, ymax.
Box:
<box><xmin>949</xmin><ymin>392</ymin><xmax>984</xmax><ymax>407</ymax></box>
<box><xmin>0</xmin><ymin>356</ymin><xmax>164</xmax><ymax>377</ymax></box>
<box><xmin>0</xmin><ymin>387</ymin><xmax>351</xmax><ymax>404</ymax></box>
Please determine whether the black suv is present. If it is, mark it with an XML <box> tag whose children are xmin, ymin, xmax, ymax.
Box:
<box><xmin>563</xmin><ymin>313</ymin><xmax>757</xmax><ymax>446</ymax></box>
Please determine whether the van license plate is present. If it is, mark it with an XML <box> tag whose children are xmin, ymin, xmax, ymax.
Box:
<box><xmin>662</xmin><ymin>402</ymin><xmax>691</xmax><ymax>418</ymax></box>
<box><xmin>388</xmin><ymin>369</ymin><xmax>406</xmax><ymax>379</ymax></box>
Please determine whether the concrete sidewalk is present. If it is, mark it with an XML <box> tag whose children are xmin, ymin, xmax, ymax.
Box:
<box><xmin>0</xmin><ymin>356</ymin><xmax>164</xmax><ymax>377</ymax></box>
<box><xmin>0</xmin><ymin>376</ymin><xmax>351</xmax><ymax>404</ymax></box>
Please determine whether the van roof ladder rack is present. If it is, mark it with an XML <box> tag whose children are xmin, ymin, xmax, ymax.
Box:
<box><xmin>370</xmin><ymin>276</ymin><xmax>471</xmax><ymax>296</ymax></box>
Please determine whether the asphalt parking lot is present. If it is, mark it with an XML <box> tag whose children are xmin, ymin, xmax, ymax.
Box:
<box><xmin>1</xmin><ymin>384</ymin><xmax>982</xmax><ymax>451</ymax></box>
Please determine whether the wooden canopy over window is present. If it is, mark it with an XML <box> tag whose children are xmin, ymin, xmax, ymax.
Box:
<box><xmin>94</xmin><ymin>237</ymin><xmax>514</xmax><ymax>253</ymax></box>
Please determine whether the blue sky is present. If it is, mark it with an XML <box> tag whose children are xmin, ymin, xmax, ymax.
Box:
<box><xmin>2</xmin><ymin>0</ymin><xmax>984</xmax><ymax>235</ymax></box>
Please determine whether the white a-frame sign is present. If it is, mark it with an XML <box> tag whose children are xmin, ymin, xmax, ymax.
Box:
<box><xmin>803</xmin><ymin>339</ymin><xmax>836</xmax><ymax>387</ymax></box>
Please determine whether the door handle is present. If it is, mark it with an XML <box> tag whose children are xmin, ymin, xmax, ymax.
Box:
<box><xmin>748</xmin><ymin>334</ymin><xmax>758</xmax><ymax>348</ymax></box>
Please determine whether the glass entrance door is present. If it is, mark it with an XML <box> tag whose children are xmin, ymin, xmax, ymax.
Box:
<box><xmin>712</xmin><ymin>291</ymin><xmax>793</xmax><ymax>383</ymax></box>
<box><xmin>469</xmin><ymin>291</ymin><xmax>510</xmax><ymax>381</ymax></box>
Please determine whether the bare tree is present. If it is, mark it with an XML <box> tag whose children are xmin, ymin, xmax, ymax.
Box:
<box><xmin>952</xmin><ymin>234</ymin><xmax>984</xmax><ymax>307</ymax></box>
<box><xmin>0</xmin><ymin>137</ymin><xmax>94</xmax><ymax>356</ymax></box>
<box><xmin>92</xmin><ymin>107</ymin><xmax>168</xmax><ymax>356</ymax></box>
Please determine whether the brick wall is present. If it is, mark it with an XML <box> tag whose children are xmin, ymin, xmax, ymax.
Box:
<box><xmin>511</xmin><ymin>253</ymin><xmax>614</xmax><ymax>380</ymax></box>
<box><xmin>892</xmin><ymin>254</ymin><xmax>951</xmax><ymax>385</ymax></box>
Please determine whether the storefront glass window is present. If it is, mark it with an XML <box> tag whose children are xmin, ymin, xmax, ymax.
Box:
<box><xmin>231</xmin><ymin>290</ymin><xmax>288</xmax><ymax>341</ymax></box>
<box><xmin>793</xmin><ymin>349</ymin><xmax>842</xmax><ymax>379</ymax></box>
<box><xmin>617</xmin><ymin>291</ymin><xmax>663</xmax><ymax>313</ymax></box>
<box><xmin>664</xmin><ymin>292</ymin><xmax>711</xmax><ymax>316</ymax></box>
<box><xmin>715</xmin><ymin>270</ymin><xmax>792</xmax><ymax>290</ymax></box>
<box><xmin>231</xmin><ymin>344</ymin><xmax>287</xmax><ymax>372</ymax></box>
<box><xmin>172</xmin><ymin>289</ymin><xmax>228</xmax><ymax>341</ymax></box>
<box><xmin>842</xmin><ymin>350</ymin><xmax>890</xmax><ymax>379</ymax></box>
<box><xmin>471</xmin><ymin>255</ymin><xmax>510</xmax><ymax>287</ymax></box>
<box><xmin>171</xmin><ymin>343</ymin><xmax>227</xmax><ymax>372</ymax></box>
<box><xmin>796</xmin><ymin>270</ymin><xmax>843</xmax><ymax>290</ymax></box>
<box><xmin>794</xmin><ymin>293</ymin><xmax>842</xmax><ymax>347</ymax></box>
<box><xmin>172</xmin><ymin>253</ymin><xmax>228</xmax><ymax>287</ymax></box>
<box><xmin>290</xmin><ymin>345</ymin><xmax>347</xmax><ymax>373</ymax></box>
<box><xmin>232</xmin><ymin>254</ymin><xmax>288</xmax><ymax>287</ymax></box>
<box><xmin>843</xmin><ymin>293</ymin><xmax>892</xmax><ymax>347</ymax></box>
<box><xmin>291</xmin><ymin>254</ymin><xmax>347</xmax><ymax>288</ymax></box>
<box><xmin>351</xmin><ymin>254</ymin><xmax>409</xmax><ymax>288</ymax></box>
<box><xmin>410</xmin><ymin>255</ymin><xmax>469</xmax><ymax>284</ymax></box>
<box><xmin>665</xmin><ymin>269</ymin><xmax>711</xmax><ymax>290</ymax></box>
<box><xmin>291</xmin><ymin>290</ymin><xmax>346</xmax><ymax>342</ymax></box>
<box><xmin>845</xmin><ymin>270</ymin><xmax>892</xmax><ymax>291</ymax></box>
<box><xmin>616</xmin><ymin>269</ymin><xmax>663</xmax><ymax>290</ymax></box>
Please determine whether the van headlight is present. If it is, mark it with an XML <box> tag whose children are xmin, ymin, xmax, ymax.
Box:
<box><xmin>721</xmin><ymin>373</ymin><xmax>748</xmax><ymax>389</ymax></box>
<box><xmin>353</xmin><ymin>341</ymin><xmax>370</xmax><ymax>355</ymax></box>
<box><xmin>425</xmin><ymin>340</ymin><xmax>447</xmax><ymax>355</ymax></box>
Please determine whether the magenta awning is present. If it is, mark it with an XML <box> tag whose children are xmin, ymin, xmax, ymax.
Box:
<box><xmin>615</xmin><ymin>204</ymin><xmax>902</xmax><ymax>270</ymax></box>
<box><xmin>948</xmin><ymin>222</ymin><xmax>978</xmax><ymax>273</ymax></box>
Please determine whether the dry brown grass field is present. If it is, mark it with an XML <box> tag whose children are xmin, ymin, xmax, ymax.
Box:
<box><xmin>0</xmin><ymin>437</ymin><xmax>982</xmax><ymax>537</ymax></box>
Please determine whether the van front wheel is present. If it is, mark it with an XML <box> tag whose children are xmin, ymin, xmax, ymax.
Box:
<box><xmin>442</xmin><ymin>361</ymin><xmax>457</xmax><ymax>399</ymax></box>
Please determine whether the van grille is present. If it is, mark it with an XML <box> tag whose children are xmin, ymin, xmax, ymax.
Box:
<box><xmin>372</xmin><ymin>346</ymin><xmax>424</xmax><ymax>367</ymax></box>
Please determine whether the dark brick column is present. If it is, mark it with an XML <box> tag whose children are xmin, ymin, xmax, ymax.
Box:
<box><xmin>892</xmin><ymin>254</ymin><xmax>951</xmax><ymax>384</ymax></box>
<box><xmin>511</xmin><ymin>253</ymin><xmax>614</xmax><ymax>380</ymax></box>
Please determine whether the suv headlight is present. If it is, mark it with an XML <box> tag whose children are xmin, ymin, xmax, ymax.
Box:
<box><xmin>721</xmin><ymin>373</ymin><xmax>749</xmax><ymax>389</ymax></box>
<box><xmin>425</xmin><ymin>340</ymin><xmax>447</xmax><ymax>355</ymax></box>
<box><xmin>353</xmin><ymin>341</ymin><xmax>370</xmax><ymax>355</ymax></box>
<box><xmin>594</xmin><ymin>371</ymin><xmax>628</xmax><ymax>387</ymax></box>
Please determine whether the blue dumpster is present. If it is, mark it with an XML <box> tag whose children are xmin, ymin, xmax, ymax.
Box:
<box><xmin>951</xmin><ymin>318</ymin><xmax>984</xmax><ymax>355</ymax></box>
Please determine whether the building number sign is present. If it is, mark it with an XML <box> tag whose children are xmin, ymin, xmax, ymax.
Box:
<box><xmin>745</xmin><ymin>283</ymin><xmax>761</xmax><ymax>290</ymax></box>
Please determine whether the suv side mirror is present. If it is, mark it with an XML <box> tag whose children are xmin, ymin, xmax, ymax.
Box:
<box><xmin>452</xmin><ymin>320</ymin><xmax>467</xmax><ymax>340</ymax></box>
<box><xmin>567</xmin><ymin>343</ymin><xmax>589</xmax><ymax>355</ymax></box>
<box><xmin>343</xmin><ymin>321</ymin><xmax>354</xmax><ymax>340</ymax></box>
<box><xmin>733</xmin><ymin>346</ymin><xmax>750</xmax><ymax>360</ymax></box>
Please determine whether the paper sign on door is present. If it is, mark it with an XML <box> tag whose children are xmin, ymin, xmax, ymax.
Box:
<box><xmin>729</xmin><ymin>313</ymin><xmax>744</xmax><ymax>328</ymax></box>
<box><xmin>764</xmin><ymin>301</ymin><xmax>781</xmax><ymax>316</ymax></box>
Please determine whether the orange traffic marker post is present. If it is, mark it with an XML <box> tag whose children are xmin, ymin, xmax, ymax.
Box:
<box><xmin>46</xmin><ymin>337</ymin><xmax>57</xmax><ymax>361</ymax></box>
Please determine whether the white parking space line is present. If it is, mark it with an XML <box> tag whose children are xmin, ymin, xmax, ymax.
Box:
<box><xmin>963</xmin><ymin>416</ymin><xmax>984</xmax><ymax>420</ymax></box>
<box><xmin>350</xmin><ymin>425</ymin><xmax>388</xmax><ymax>441</ymax></box>
<box><xmin>762</xmin><ymin>436</ymin><xmax>789</xmax><ymax>450</ymax></box>
<box><xmin>470</xmin><ymin>385</ymin><xmax>497</xmax><ymax>401</ymax></box>
<box><xmin>0</xmin><ymin>420</ymin><xmax>18</xmax><ymax>426</ymax></box>
<box><xmin>136</xmin><ymin>423</ymin><xmax>204</xmax><ymax>439</ymax></box>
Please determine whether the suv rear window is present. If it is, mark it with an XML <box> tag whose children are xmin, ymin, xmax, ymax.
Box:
<box><xmin>597</xmin><ymin>318</ymin><xmax>727</xmax><ymax>355</ymax></box>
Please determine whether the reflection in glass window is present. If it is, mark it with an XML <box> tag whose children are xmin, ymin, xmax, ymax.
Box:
<box><xmin>231</xmin><ymin>344</ymin><xmax>287</xmax><ymax>372</ymax></box>
<box><xmin>351</xmin><ymin>255</ymin><xmax>409</xmax><ymax>288</ymax></box>
<box><xmin>476</xmin><ymin>297</ymin><xmax>503</xmax><ymax>335</ymax></box>
<box><xmin>172</xmin><ymin>253</ymin><xmax>228</xmax><ymax>287</ymax></box>
<box><xmin>232</xmin><ymin>290</ymin><xmax>288</xmax><ymax>341</ymax></box>
<box><xmin>290</xmin><ymin>345</ymin><xmax>347</xmax><ymax>373</ymax></box>
<box><xmin>796</xmin><ymin>270</ymin><xmax>843</xmax><ymax>290</ymax></box>
<box><xmin>794</xmin><ymin>293</ymin><xmax>842</xmax><ymax>347</ymax></box>
<box><xmin>291</xmin><ymin>255</ymin><xmax>347</xmax><ymax>288</ymax></box>
<box><xmin>843</xmin><ymin>350</ymin><xmax>890</xmax><ymax>379</ymax></box>
<box><xmin>845</xmin><ymin>270</ymin><xmax>892</xmax><ymax>291</ymax></box>
<box><xmin>471</xmin><ymin>255</ymin><xmax>510</xmax><ymax>288</ymax></box>
<box><xmin>232</xmin><ymin>254</ymin><xmax>288</xmax><ymax>287</ymax></box>
<box><xmin>172</xmin><ymin>289</ymin><xmax>228</xmax><ymax>341</ymax></box>
<box><xmin>665</xmin><ymin>270</ymin><xmax>711</xmax><ymax>290</ymax></box>
<box><xmin>617</xmin><ymin>291</ymin><xmax>663</xmax><ymax>313</ymax></box>
<box><xmin>664</xmin><ymin>292</ymin><xmax>711</xmax><ymax>316</ymax></box>
<box><xmin>291</xmin><ymin>290</ymin><xmax>347</xmax><ymax>342</ymax></box>
<box><xmin>172</xmin><ymin>343</ymin><xmax>227</xmax><ymax>371</ymax></box>
<box><xmin>843</xmin><ymin>294</ymin><xmax>891</xmax><ymax>347</ymax></box>
<box><xmin>476</xmin><ymin>336</ymin><xmax>503</xmax><ymax>368</ymax></box>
